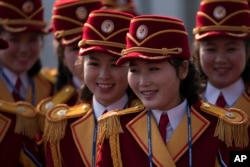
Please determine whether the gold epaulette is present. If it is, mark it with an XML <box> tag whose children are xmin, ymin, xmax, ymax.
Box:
<box><xmin>40</xmin><ymin>67</ymin><xmax>57</xmax><ymax>84</ymax></box>
<box><xmin>36</xmin><ymin>85</ymin><xmax>76</xmax><ymax>132</ymax></box>
<box><xmin>0</xmin><ymin>100</ymin><xmax>39</xmax><ymax>139</ymax></box>
<box><xmin>200</xmin><ymin>101</ymin><xmax>249</xmax><ymax>148</ymax></box>
<box><xmin>37</xmin><ymin>85</ymin><xmax>76</xmax><ymax>116</ymax></box>
<box><xmin>43</xmin><ymin>103</ymin><xmax>90</xmax><ymax>142</ymax></box>
<box><xmin>97</xmin><ymin>104</ymin><xmax>144</xmax><ymax>167</ymax></box>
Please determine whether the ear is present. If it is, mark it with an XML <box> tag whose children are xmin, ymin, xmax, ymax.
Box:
<box><xmin>179</xmin><ymin>60</ymin><xmax>189</xmax><ymax>80</ymax></box>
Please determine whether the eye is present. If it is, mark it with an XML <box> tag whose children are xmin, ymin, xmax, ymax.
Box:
<box><xmin>149</xmin><ymin>67</ymin><xmax>159</xmax><ymax>72</ymax></box>
<box><xmin>9</xmin><ymin>37</ymin><xmax>19</xmax><ymax>42</ymax></box>
<box><xmin>227</xmin><ymin>46</ymin><xmax>237</xmax><ymax>52</ymax></box>
<box><xmin>110</xmin><ymin>62</ymin><xmax>117</xmax><ymax>68</ymax></box>
<box><xmin>87</xmin><ymin>61</ymin><xmax>99</xmax><ymax>66</ymax></box>
<box><xmin>129</xmin><ymin>67</ymin><xmax>138</xmax><ymax>73</ymax></box>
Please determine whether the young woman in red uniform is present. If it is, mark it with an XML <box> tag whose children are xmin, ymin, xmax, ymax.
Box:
<box><xmin>0</xmin><ymin>0</ymin><xmax>54</xmax><ymax>166</ymax></box>
<box><xmin>96</xmin><ymin>14</ymin><xmax>249</xmax><ymax>167</ymax></box>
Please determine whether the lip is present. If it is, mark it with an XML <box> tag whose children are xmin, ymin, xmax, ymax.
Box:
<box><xmin>97</xmin><ymin>83</ymin><xmax>114</xmax><ymax>89</ymax></box>
<box><xmin>140</xmin><ymin>90</ymin><xmax>157</xmax><ymax>98</ymax></box>
<box><xmin>214</xmin><ymin>66</ymin><xmax>230</xmax><ymax>75</ymax></box>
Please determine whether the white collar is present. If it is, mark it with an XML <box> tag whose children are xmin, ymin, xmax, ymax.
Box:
<box><xmin>92</xmin><ymin>93</ymin><xmax>129</xmax><ymax>119</ymax></box>
<box><xmin>204</xmin><ymin>79</ymin><xmax>245</xmax><ymax>107</ymax></box>
<box><xmin>151</xmin><ymin>99</ymin><xmax>187</xmax><ymax>131</ymax></box>
<box><xmin>2</xmin><ymin>67</ymin><xmax>28</xmax><ymax>90</ymax></box>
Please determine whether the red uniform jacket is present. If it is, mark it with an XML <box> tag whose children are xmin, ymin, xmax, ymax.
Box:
<box><xmin>96</xmin><ymin>100</ymin><xmax>237</xmax><ymax>167</ymax></box>
<box><xmin>45</xmin><ymin>98</ymin><xmax>141</xmax><ymax>167</ymax></box>
<box><xmin>0</xmin><ymin>72</ymin><xmax>54</xmax><ymax>167</ymax></box>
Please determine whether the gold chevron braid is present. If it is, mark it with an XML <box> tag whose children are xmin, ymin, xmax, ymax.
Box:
<box><xmin>122</xmin><ymin>46</ymin><xmax>182</xmax><ymax>57</ymax></box>
<box><xmin>200</xmin><ymin>102</ymin><xmax>249</xmax><ymax>148</ymax></box>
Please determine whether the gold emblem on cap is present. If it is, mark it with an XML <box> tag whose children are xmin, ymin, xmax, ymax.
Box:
<box><xmin>22</xmin><ymin>1</ymin><xmax>34</xmax><ymax>14</ymax></box>
<box><xmin>136</xmin><ymin>25</ymin><xmax>148</xmax><ymax>40</ymax></box>
<box><xmin>75</xmin><ymin>6</ymin><xmax>87</xmax><ymax>21</ymax></box>
<box><xmin>213</xmin><ymin>6</ymin><xmax>226</xmax><ymax>20</ymax></box>
<box><xmin>101</xmin><ymin>20</ymin><xmax>114</xmax><ymax>34</ymax></box>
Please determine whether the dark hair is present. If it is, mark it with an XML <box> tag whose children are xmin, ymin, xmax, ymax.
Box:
<box><xmin>169</xmin><ymin>58</ymin><xmax>202</xmax><ymax>106</ymax></box>
<box><xmin>192</xmin><ymin>38</ymin><xmax>250</xmax><ymax>92</ymax></box>
<box><xmin>28</xmin><ymin>59</ymin><xmax>42</xmax><ymax>77</ymax></box>
<box><xmin>55</xmin><ymin>42</ymin><xmax>73</xmax><ymax>91</ymax></box>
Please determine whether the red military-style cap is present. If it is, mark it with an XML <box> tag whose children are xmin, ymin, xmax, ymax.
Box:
<box><xmin>52</xmin><ymin>0</ymin><xmax>101</xmax><ymax>45</ymax></box>
<box><xmin>78</xmin><ymin>9</ymin><xmax>134</xmax><ymax>57</ymax></box>
<box><xmin>0</xmin><ymin>38</ymin><xmax>8</xmax><ymax>49</ymax></box>
<box><xmin>116</xmin><ymin>15</ymin><xmax>190</xmax><ymax>65</ymax></box>
<box><xmin>193</xmin><ymin>0</ymin><xmax>250</xmax><ymax>40</ymax></box>
<box><xmin>0</xmin><ymin>0</ymin><xmax>46</xmax><ymax>33</ymax></box>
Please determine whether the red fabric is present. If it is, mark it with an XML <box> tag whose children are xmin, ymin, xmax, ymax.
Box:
<box><xmin>12</xmin><ymin>77</ymin><xmax>22</xmax><ymax>101</ymax></box>
<box><xmin>96</xmin><ymin>101</ymin><xmax>230</xmax><ymax>167</ymax></box>
<box><xmin>194</xmin><ymin>0</ymin><xmax>250</xmax><ymax>40</ymax></box>
<box><xmin>158</xmin><ymin>114</ymin><xmax>169</xmax><ymax>143</ymax></box>
<box><xmin>0</xmin><ymin>0</ymin><xmax>46</xmax><ymax>32</ymax></box>
<box><xmin>78</xmin><ymin>10</ymin><xmax>134</xmax><ymax>57</ymax></box>
<box><xmin>52</xmin><ymin>0</ymin><xmax>101</xmax><ymax>45</ymax></box>
<box><xmin>116</xmin><ymin>15</ymin><xmax>190</xmax><ymax>65</ymax></box>
<box><xmin>216</xmin><ymin>94</ymin><xmax>226</xmax><ymax>108</ymax></box>
<box><xmin>0</xmin><ymin>38</ymin><xmax>8</xmax><ymax>49</ymax></box>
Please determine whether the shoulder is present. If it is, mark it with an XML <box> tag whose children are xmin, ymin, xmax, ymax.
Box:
<box><xmin>43</xmin><ymin>102</ymin><xmax>91</xmax><ymax>142</ymax></box>
<box><xmin>194</xmin><ymin>100</ymin><xmax>249</xmax><ymax>148</ymax></box>
<box><xmin>0</xmin><ymin>100</ymin><xmax>39</xmax><ymax>139</ymax></box>
<box><xmin>39</xmin><ymin>67</ymin><xmax>57</xmax><ymax>84</ymax></box>
<box><xmin>36</xmin><ymin>85</ymin><xmax>77</xmax><ymax>116</ymax></box>
<box><xmin>98</xmin><ymin>104</ymin><xmax>144</xmax><ymax>140</ymax></box>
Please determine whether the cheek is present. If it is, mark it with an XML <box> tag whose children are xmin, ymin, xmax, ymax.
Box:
<box><xmin>128</xmin><ymin>74</ymin><xmax>138</xmax><ymax>91</ymax></box>
<box><xmin>199</xmin><ymin>54</ymin><xmax>212</xmax><ymax>69</ymax></box>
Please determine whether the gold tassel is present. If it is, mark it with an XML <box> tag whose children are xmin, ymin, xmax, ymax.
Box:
<box><xmin>214</xmin><ymin>108</ymin><xmax>249</xmax><ymax>148</ymax></box>
<box><xmin>97</xmin><ymin>111</ymin><xmax>124</xmax><ymax>167</ymax></box>
<box><xmin>38</xmin><ymin>114</ymin><xmax>45</xmax><ymax>133</ymax></box>
<box><xmin>50</xmin><ymin>141</ymin><xmax>62</xmax><ymax>167</ymax></box>
<box><xmin>97</xmin><ymin>111</ymin><xmax>123</xmax><ymax>144</ymax></box>
<box><xmin>15</xmin><ymin>114</ymin><xmax>40</xmax><ymax>139</ymax></box>
<box><xmin>109</xmin><ymin>135</ymin><xmax>122</xmax><ymax>167</ymax></box>
<box><xmin>43</xmin><ymin>119</ymin><xmax>67</xmax><ymax>167</ymax></box>
<box><xmin>43</xmin><ymin>119</ymin><xmax>67</xmax><ymax>143</ymax></box>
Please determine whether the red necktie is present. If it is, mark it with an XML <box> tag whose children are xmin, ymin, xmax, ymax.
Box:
<box><xmin>158</xmin><ymin>114</ymin><xmax>169</xmax><ymax>143</ymax></box>
<box><xmin>216</xmin><ymin>93</ymin><xmax>226</xmax><ymax>108</ymax></box>
<box><xmin>12</xmin><ymin>77</ymin><xmax>22</xmax><ymax>101</ymax></box>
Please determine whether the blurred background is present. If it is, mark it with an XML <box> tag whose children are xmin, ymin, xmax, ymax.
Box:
<box><xmin>42</xmin><ymin>0</ymin><xmax>200</xmax><ymax>68</ymax></box>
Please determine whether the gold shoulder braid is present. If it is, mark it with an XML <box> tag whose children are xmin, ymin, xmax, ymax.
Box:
<box><xmin>0</xmin><ymin>100</ymin><xmax>39</xmax><ymax>139</ymax></box>
<box><xmin>200</xmin><ymin>101</ymin><xmax>249</xmax><ymax>148</ymax></box>
<box><xmin>40</xmin><ymin>68</ymin><xmax>58</xmax><ymax>84</ymax></box>
<box><xmin>97</xmin><ymin>104</ymin><xmax>145</xmax><ymax>167</ymax></box>
<box><xmin>43</xmin><ymin>103</ymin><xmax>90</xmax><ymax>167</ymax></box>
<box><xmin>36</xmin><ymin>85</ymin><xmax>76</xmax><ymax>132</ymax></box>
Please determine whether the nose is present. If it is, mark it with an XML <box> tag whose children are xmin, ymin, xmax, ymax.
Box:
<box><xmin>99</xmin><ymin>66</ymin><xmax>111</xmax><ymax>79</ymax></box>
<box><xmin>138</xmin><ymin>72</ymin><xmax>150</xmax><ymax>86</ymax></box>
<box><xmin>214</xmin><ymin>51</ymin><xmax>227</xmax><ymax>63</ymax></box>
<box><xmin>19</xmin><ymin>42</ymin><xmax>29</xmax><ymax>52</ymax></box>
